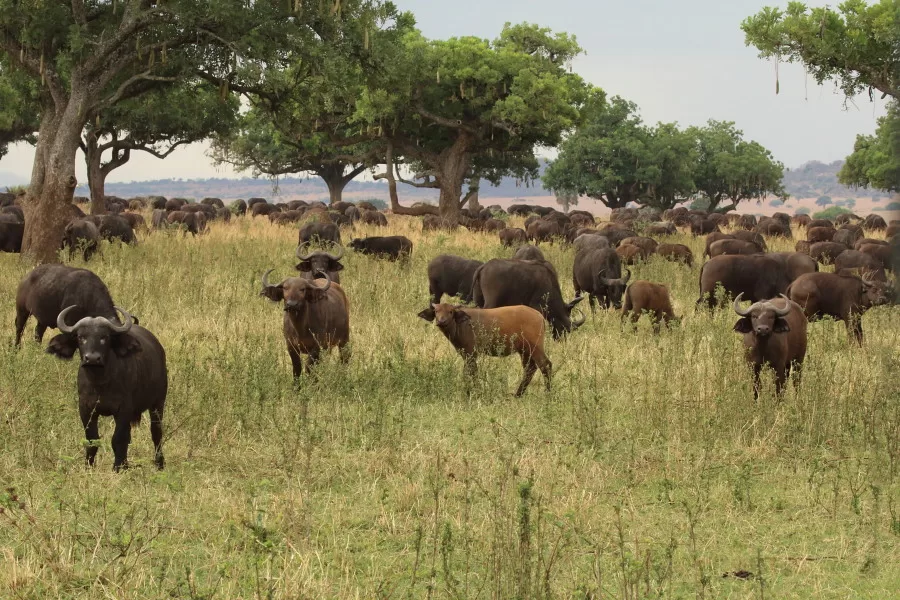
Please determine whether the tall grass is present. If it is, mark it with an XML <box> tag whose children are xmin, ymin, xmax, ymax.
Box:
<box><xmin>0</xmin><ymin>216</ymin><xmax>897</xmax><ymax>599</ymax></box>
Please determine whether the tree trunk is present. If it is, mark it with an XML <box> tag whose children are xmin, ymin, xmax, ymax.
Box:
<box><xmin>383</xmin><ymin>142</ymin><xmax>431</xmax><ymax>216</ymax></box>
<box><xmin>22</xmin><ymin>97</ymin><xmax>85</xmax><ymax>263</ymax></box>
<box><xmin>435</xmin><ymin>133</ymin><xmax>472</xmax><ymax>224</ymax></box>
<box><xmin>319</xmin><ymin>164</ymin><xmax>347</xmax><ymax>205</ymax></box>
<box><xmin>84</xmin><ymin>134</ymin><xmax>107</xmax><ymax>215</ymax></box>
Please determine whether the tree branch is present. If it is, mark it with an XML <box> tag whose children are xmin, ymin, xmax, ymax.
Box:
<box><xmin>95</xmin><ymin>70</ymin><xmax>178</xmax><ymax>111</ymax></box>
<box><xmin>415</xmin><ymin>105</ymin><xmax>479</xmax><ymax>135</ymax></box>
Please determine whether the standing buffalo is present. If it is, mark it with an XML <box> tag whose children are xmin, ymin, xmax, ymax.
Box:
<box><xmin>361</xmin><ymin>210</ymin><xmax>388</xmax><ymax>227</ymax></box>
<box><xmin>260</xmin><ymin>270</ymin><xmax>351</xmax><ymax>379</ymax></box>
<box><xmin>809</xmin><ymin>241</ymin><xmax>848</xmax><ymax>264</ymax></box>
<box><xmin>99</xmin><ymin>215</ymin><xmax>137</xmax><ymax>244</ymax></box>
<box><xmin>418</xmin><ymin>303</ymin><xmax>551</xmax><ymax>397</ymax></box>
<box><xmin>787</xmin><ymin>272</ymin><xmax>889</xmax><ymax>343</ymax></box>
<box><xmin>834</xmin><ymin>249</ymin><xmax>887</xmax><ymax>281</ymax></box>
<box><xmin>299</xmin><ymin>222</ymin><xmax>341</xmax><ymax>246</ymax></box>
<box><xmin>656</xmin><ymin>243</ymin><xmax>694</xmax><ymax>267</ymax></box>
<box><xmin>0</xmin><ymin>221</ymin><xmax>24</xmax><ymax>253</ymax></box>
<box><xmin>732</xmin><ymin>293</ymin><xmax>807</xmax><ymax>398</ymax></box>
<box><xmin>621</xmin><ymin>281</ymin><xmax>676</xmax><ymax>332</ymax></box>
<box><xmin>573</xmin><ymin>248</ymin><xmax>631</xmax><ymax>310</ymax></box>
<box><xmin>294</xmin><ymin>242</ymin><xmax>345</xmax><ymax>284</ymax></box>
<box><xmin>708</xmin><ymin>239</ymin><xmax>762</xmax><ymax>257</ymax></box>
<box><xmin>512</xmin><ymin>245</ymin><xmax>546</xmax><ymax>261</ymax></box>
<box><xmin>526</xmin><ymin>219</ymin><xmax>563</xmax><ymax>243</ymax></box>
<box><xmin>697</xmin><ymin>254</ymin><xmax>793</xmax><ymax>308</ymax></box>
<box><xmin>767</xmin><ymin>252</ymin><xmax>818</xmax><ymax>281</ymax></box>
<box><xmin>472</xmin><ymin>259</ymin><xmax>585</xmax><ymax>339</ymax></box>
<box><xmin>573</xmin><ymin>233</ymin><xmax>611</xmax><ymax>254</ymax></box>
<box><xmin>806</xmin><ymin>226</ymin><xmax>836</xmax><ymax>243</ymax></box>
<box><xmin>499</xmin><ymin>228</ymin><xmax>528</xmax><ymax>247</ymax></box>
<box><xmin>47</xmin><ymin>306</ymin><xmax>166</xmax><ymax>471</ymax></box>
<box><xmin>15</xmin><ymin>265</ymin><xmax>121</xmax><ymax>347</ymax></box>
<box><xmin>63</xmin><ymin>219</ymin><xmax>101</xmax><ymax>260</ymax></box>
<box><xmin>348</xmin><ymin>236</ymin><xmax>413</xmax><ymax>261</ymax></box>
<box><xmin>427</xmin><ymin>255</ymin><xmax>484</xmax><ymax>304</ymax></box>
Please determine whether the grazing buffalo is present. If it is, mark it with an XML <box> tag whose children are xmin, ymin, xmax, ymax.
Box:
<box><xmin>756</xmin><ymin>219</ymin><xmax>791</xmax><ymax>238</ymax></box>
<box><xmin>795</xmin><ymin>240</ymin><xmax>812</xmax><ymax>254</ymax></box>
<box><xmin>482</xmin><ymin>218</ymin><xmax>506</xmax><ymax>233</ymax></box>
<box><xmin>573</xmin><ymin>247</ymin><xmax>631</xmax><ymax>310</ymax></box>
<box><xmin>0</xmin><ymin>221</ymin><xmax>24</xmax><ymax>253</ymax></box>
<box><xmin>854</xmin><ymin>237</ymin><xmax>888</xmax><ymax>251</ymax></box>
<box><xmin>646</xmin><ymin>222</ymin><xmax>676</xmax><ymax>236</ymax></box>
<box><xmin>619</xmin><ymin>236</ymin><xmax>658</xmax><ymax>254</ymax></box>
<box><xmin>616</xmin><ymin>243</ymin><xmax>649</xmax><ymax>264</ymax></box>
<box><xmin>167</xmin><ymin>211</ymin><xmax>207</xmax><ymax>236</ymax></box>
<box><xmin>427</xmin><ymin>255</ymin><xmax>483</xmax><ymax>304</ymax></box>
<box><xmin>708</xmin><ymin>239</ymin><xmax>762</xmax><ymax>257</ymax></box>
<box><xmin>15</xmin><ymin>265</ymin><xmax>121</xmax><ymax>347</ymax></box>
<box><xmin>733</xmin><ymin>294</ymin><xmax>807</xmax><ymax>398</ymax></box>
<box><xmin>809</xmin><ymin>241</ymin><xmax>848</xmax><ymax>264</ymax></box>
<box><xmin>418</xmin><ymin>303</ymin><xmax>551</xmax><ymax>397</ymax></box>
<box><xmin>231</xmin><ymin>199</ymin><xmax>248</xmax><ymax>216</ymax></box>
<box><xmin>656</xmin><ymin>243</ymin><xmax>694</xmax><ymax>267</ymax></box>
<box><xmin>621</xmin><ymin>281</ymin><xmax>676</xmax><ymax>332</ymax></box>
<box><xmin>834</xmin><ymin>249</ymin><xmax>887</xmax><ymax>281</ymax></box>
<box><xmin>791</xmin><ymin>214</ymin><xmax>812</xmax><ymax>227</ymax></box>
<box><xmin>63</xmin><ymin>219</ymin><xmax>100</xmax><ymax>261</ymax></box>
<box><xmin>47</xmin><ymin>306</ymin><xmax>167</xmax><ymax>471</ymax></box>
<box><xmin>472</xmin><ymin>259</ymin><xmax>585</xmax><ymax>339</ymax></box>
<box><xmin>787</xmin><ymin>272</ymin><xmax>889</xmax><ymax>343</ymax></box>
<box><xmin>806</xmin><ymin>219</ymin><xmax>832</xmax><ymax>229</ymax></box>
<box><xmin>767</xmin><ymin>252</ymin><xmax>818</xmax><ymax>281</ymax></box>
<box><xmin>260</xmin><ymin>270</ymin><xmax>351</xmax><ymax>379</ymax></box>
<box><xmin>598</xmin><ymin>226</ymin><xmax>638</xmax><ymax>247</ymax></box>
<box><xmin>119</xmin><ymin>212</ymin><xmax>146</xmax><ymax>231</ymax></box>
<box><xmin>697</xmin><ymin>254</ymin><xmax>793</xmax><ymax>308</ymax></box>
<box><xmin>857</xmin><ymin>243</ymin><xmax>893</xmax><ymax>272</ymax></box>
<box><xmin>295</xmin><ymin>242</ymin><xmax>345</xmax><ymax>284</ymax></box>
<box><xmin>690</xmin><ymin>217</ymin><xmax>719</xmax><ymax>236</ymax></box>
<box><xmin>512</xmin><ymin>245</ymin><xmax>546</xmax><ymax>262</ymax></box>
<box><xmin>499</xmin><ymin>228</ymin><xmax>528</xmax><ymax>247</ymax></box>
<box><xmin>299</xmin><ymin>222</ymin><xmax>341</xmax><ymax>246</ymax></box>
<box><xmin>833</xmin><ymin>227</ymin><xmax>862</xmax><ymax>247</ymax></box>
<box><xmin>201</xmin><ymin>197</ymin><xmax>225</xmax><ymax>208</ymax></box>
<box><xmin>151</xmin><ymin>209</ymin><xmax>168</xmax><ymax>229</ymax></box>
<box><xmin>526</xmin><ymin>219</ymin><xmax>563</xmax><ymax>243</ymax></box>
<box><xmin>361</xmin><ymin>210</ymin><xmax>388</xmax><ymax>227</ymax></box>
<box><xmin>99</xmin><ymin>215</ymin><xmax>136</xmax><ymax>244</ymax></box>
<box><xmin>1</xmin><ymin>205</ymin><xmax>24</xmax><ymax>222</ymax></box>
<box><xmin>348</xmin><ymin>236</ymin><xmax>412</xmax><ymax>261</ymax></box>
<box><xmin>806</xmin><ymin>226</ymin><xmax>836</xmax><ymax>243</ymax></box>
<box><xmin>251</xmin><ymin>202</ymin><xmax>280</xmax><ymax>217</ymax></box>
<box><xmin>572</xmin><ymin>233</ymin><xmax>610</xmax><ymax>254</ymax></box>
<box><xmin>704</xmin><ymin>232</ymin><xmax>733</xmax><ymax>257</ymax></box>
<box><xmin>863</xmin><ymin>214</ymin><xmax>887</xmax><ymax>231</ymax></box>
<box><xmin>731</xmin><ymin>230</ymin><xmax>767</xmax><ymax>250</ymax></box>
<box><xmin>737</xmin><ymin>214</ymin><xmax>758</xmax><ymax>230</ymax></box>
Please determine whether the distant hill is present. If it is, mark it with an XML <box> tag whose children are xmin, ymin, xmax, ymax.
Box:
<box><xmin>783</xmin><ymin>160</ymin><xmax>891</xmax><ymax>200</ymax></box>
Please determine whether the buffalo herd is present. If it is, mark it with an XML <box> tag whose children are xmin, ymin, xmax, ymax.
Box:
<box><xmin>4</xmin><ymin>194</ymin><xmax>898</xmax><ymax>470</ymax></box>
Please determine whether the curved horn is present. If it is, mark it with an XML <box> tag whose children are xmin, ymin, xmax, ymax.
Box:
<box><xmin>325</xmin><ymin>241</ymin><xmax>344</xmax><ymax>261</ymax></box>
<box><xmin>295</xmin><ymin>242</ymin><xmax>314</xmax><ymax>261</ymax></box>
<box><xmin>733</xmin><ymin>293</ymin><xmax>752</xmax><ymax>317</ymax></box>
<box><xmin>622</xmin><ymin>268</ymin><xmax>631</xmax><ymax>284</ymax></box>
<box><xmin>772</xmin><ymin>294</ymin><xmax>792</xmax><ymax>317</ymax></box>
<box><xmin>261</xmin><ymin>268</ymin><xmax>277</xmax><ymax>288</ymax></box>
<box><xmin>571</xmin><ymin>306</ymin><xmax>586</xmax><ymax>328</ymax></box>
<box><xmin>314</xmin><ymin>270</ymin><xmax>332</xmax><ymax>292</ymax></box>
<box><xmin>95</xmin><ymin>307</ymin><xmax>134</xmax><ymax>333</ymax></box>
<box><xmin>57</xmin><ymin>305</ymin><xmax>92</xmax><ymax>334</ymax></box>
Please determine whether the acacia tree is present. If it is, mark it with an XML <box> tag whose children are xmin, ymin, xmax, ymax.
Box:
<box><xmin>687</xmin><ymin>120</ymin><xmax>785</xmax><ymax>212</ymax></box>
<box><xmin>0</xmin><ymin>60</ymin><xmax>39</xmax><ymax>160</ymax></box>
<box><xmin>838</xmin><ymin>101</ymin><xmax>900</xmax><ymax>193</ymax></box>
<box><xmin>742</xmin><ymin>0</ymin><xmax>899</xmax><ymax>101</ymax></box>
<box><xmin>356</xmin><ymin>23</ymin><xmax>593</xmax><ymax>223</ymax></box>
<box><xmin>0</xmin><ymin>0</ymin><xmax>373</xmax><ymax>262</ymax></box>
<box><xmin>84</xmin><ymin>81</ymin><xmax>238</xmax><ymax>214</ymax></box>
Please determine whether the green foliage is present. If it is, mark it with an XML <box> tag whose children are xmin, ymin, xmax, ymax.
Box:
<box><xmin>813</xmin><ymin>205</ymin><xmax>853</xmax><ymax>219</ymax></box>
<box><xmin>795</xmin><ymin>206</ymin><xmax>811</xmax><ymax>214</ymax></box>
<box><xmin>838</xmin><ymin>102</ymin><xmax>900</xmax><ymax>193</ymax></box>
<box><xmin>689</xmin><ymin>197</ymin><xmax>711</xmax><ymax>211</ymax></box>
<box><xmin>885</xmin><ymin>201</ymin><xmax>900</xmax><ymax>210</ymax></box>
<box><xmin>770</xmin><ymin>198</ymin><xmax>785</xmax><ymax>206</ymax></box>
<box><xmin>0</xmin><ymin>59</ymin><xmax>39</xmax><ymax>159</ymax></box>
<box><xmin>554</xmin><ymin>189</ymin><xmax>579</xmax><ymax>213</ymax></box>
<box><xmin>816</xmin><ymin>196</ymin><xmax>833</xmax><ymax>206</ymax></box>
<box><xmin>742</xmin><ymin>0</ymin><xmax>899</xmax><ymax>101</ymax></box>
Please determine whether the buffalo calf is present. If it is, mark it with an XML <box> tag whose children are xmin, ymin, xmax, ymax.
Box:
<box><xmin>621</xmin><ymin>281</ymin><xmax>676</xmax><ymax>332</ymax></box>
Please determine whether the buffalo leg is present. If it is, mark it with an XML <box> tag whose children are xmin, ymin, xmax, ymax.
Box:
<box><xmin>80</xmin><ymin>405</ymin><xmax>100</xmax><ymax>467</ymax></box>
<box><xmin>790</xmin><ymin>360</ymin><xmax>803</xmax><ymax>392</ymax></box>
<box><xmin>536</xmin><ymin>352</ymin><xmax>552</xmax><ymax>392</ymax></box>
<box><xmin>110</xmin><ymin>415</ymin><xmax>132</xmax><ymax>472</ymax></box>
<box><xmin>34</xmin><ymin>322</ymin><xmax>47</xmax><ymax>343</ymax></box>
<box><xmin>305</xmin><ymin>350</ymin><xmax>321</xmax><ymax>373</ymax></box>
<box><xmin>847</xmin><ymin>317</ymin><xmax>864</xmax><ymax>345</ymax></box>
<box><xmin>751</xmin><ymin>364</ymin><xmax>763</xmax><ymax>400</ymax></box>
<box><xmin>287</xmin><ymin>346</ymin><xmax>304</xmax><ymax>380</ymax></box>
<box><xmin>773</xmin><ymin>366</ymin><xmax>788</xmax><ymax>398</ymax></box>
<box><xmin>588</xmin><ymin>293</ymin><xmax>597</xmax><ymax>314</ymax></box>
<box><xmin>14</xmin><ymin>308</ymin><xmax>29</xmax><ymax>347</ymax></box>
<box><xmin>149</xmin><ymin>408</ymin><xmax>165</xmax><ymax>470</ymax></box>
<box><xmin>515</xmin><ymin>354</ymin><xmax>538</xmax><ymax>397</ymax></box>
<box><xmin>338</xmin><ymin>344</ymin><xmax>351</xmax><ymax>364</ymax></box>
<box><xmin>429</xmin><ymin>282</ymin><xmax>442</xmax><ymax>306</ymax></box>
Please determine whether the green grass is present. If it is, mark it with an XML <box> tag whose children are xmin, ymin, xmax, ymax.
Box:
<box><xmin>1</xmin><ymin>216</ymin><xmax>898</xmax><ymax>599</ymax></box>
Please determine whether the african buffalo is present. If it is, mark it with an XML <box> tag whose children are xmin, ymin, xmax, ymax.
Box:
<box><xmin>708</xmin><ymin>239</ymin><xmax>762</xmax><ymax>257</ymax></box>
<box><xmin>834</xmin><ymin>249</ymin><xmax>887</xmax><ymax>281</ymax></box>
<box><xmin>616</xmin><ymin>243</ymin><xmax>650</xmax><ymax>264</ymax></box>
<box><xmin>572</xmin><ymin>233</ymin><xmax>610</xmax><ymax>254</ymax></box>
<box><xmin>63</xmin><ymin>219</ymin><xmax>100</xmax><ymax>261</ymax></box>
<box><xmin>499</xmin><ymin>228</ymin><xmax>528</xmax><ymax>247</ymax></box>
<box><xmin>697</xmin><ymin>254</ymin><xmax>793</xmax><ymax>308</ymax></box>
<box><xmin>47</xmin><ymin>306</ymin><xmax>166</xmax><ymax>471</ymax></box>
<box><xmin>361</xmin><ymin>210</ymin><xmax>388</xmax><ymax>227</ymax></box>
<box><xmin>791</xmin><ymin>214</ymin><xmax>812</xmax><ymax>227</ymax></box>
<box><xmin>733</xmin><ymin>293</ymin><xmax>807</xmax><ymax>398</ymax></box>
<box><xmin>657</xmin><ymin>243</ymin><xmax>694</xmax><ymax>267</ymax></box>
<box><xmin>863</xmin><ymin>214</ymin><xmax>887</xmax><ymax>231</ymax></box>
<box><xmin>418</xmin><ymin>304</ymin><xmax>551</xmax><ymax>397</ymax></box>
<box><xmin>787</xmin><ymin>272</ymin><xmax>889</xmax><ymax>343</ymax></box>
<box><xmin>0</xmin><ymin>221</ymin><xmax>24</xmax><ymax>253</ymax></box>
<box><xmin>99</xmin><ymin>215</ymin><xmax>137</xmax><ymax>244</ymax></box>
<box><xmin>767</xmin><ymin>252</ymin><xmax>818</xmax><ymax>281</ymax></box>
<box><xmin>260</xmin><ymin>270</ymin><xmax>351</xmax><ymax>379</ymax></box>
<box><xmin>646</xmin><ymin>222</ymin><xmax>676</xmax><ymax>235</ymax></box>
<box><xmin>573</xmin><ymin>247</ymin><xmax>631</xmax><ymax>310</ymax></box>
<box><xmin>621</xmin><ymin>281</ymin><xmax>676</xmax><ymax>332</ymax></box>
<box><xmin>756</xmin><ymin>218</ymin><xmax>791</xmax><ymax>238</ymax></box>
<box><xmin>526</xmin><ymin>219</ymin><xmax>562</xmax><ymax>243</ymax></box>
<box><xmin>806</xmin><ymin>226</ymin><xmax>835</xmax><ymax>243</ymax></box>
<box><xmin>857</xmin><ymin>243</ymin><xmax>893</xmax><ymax>272</ymax></box>
<box><xmin>427</xmin><ymin>255</ymin><xmax>483</xmax><ymax>304</ymax></box>
<box><xmin>512</xmin><ymin>245</ymin><xmax>546</xmax><ymax>262</ymax></box>
<box><xmin>731</xmin><ymin>230</ymin><xmax>767</xmax><ymax>250</ymax></box>
<box><xmin>299</xmin><ymin>222</ymin><xmax>341</xmax><ymax>246</ymax></box>
<box><xmin>472</xmin><ymin>259</ymin><xmax>585</xmax><ymax>339</ymax></box>
<box><xmin>348</xmin><ymin>236</ymin><xmax>412</xmax><ymax>261</ymax></box>
<box><xmin>295</xmin><ymin>242</ymin><xmax>345</xmax><ymax>283</ymax></box>
<box><xmin>809</xmin><ymin>241</ymin><xmax>848</xmax><ymax>264</ymax></box>
<box><xmin>737</xmin><ymin>214</ymin><xmax>758</xmax><ymax>230</ymax></box>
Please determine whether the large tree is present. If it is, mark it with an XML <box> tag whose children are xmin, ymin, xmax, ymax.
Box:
<box><xmin>838</xmin><ymin>101</ymin><xmax>900</xmax><ymax>193</ymax></box>
<box><xmin>742</xmin><ymin>0</ymin><xmax>899</xmax><ymax>101</ymax></box>
<box><xmin>356</xmin><ymin>23</ymin><xmax>594</xmax><ymax>223</ymax></box>
<box><xmin>0</xmin><ymin>0</ymin><xmax>375</xmax><ymax>262</ymax></box>
<box><xmin>687</xmin><ymin>120</ymin><xmax>785</xmax><ymax>212</ymax></box>
<box><xmin>0</xmin><ymin>59</ymin><xmax>39</xmax><ymax>160</ymax></box>
<box><xmin>84</xmin><ymin>81</ymin><xmax>238</xmax><ymax>214</ymax></box>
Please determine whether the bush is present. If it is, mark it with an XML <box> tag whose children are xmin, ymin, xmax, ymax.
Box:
<box><xmin>815</xmin><ymin>196</ymin><xmax>832</xmax><ymax>207</ymax></box>
<box><xmin>795</xmin><ymin>207</ymin><xmax>811</xmax><ymax>215</ymax></box>
<box><xmin>813</xmin><ymin>206</ymin><xmax>852</xmax><ymax>220</ymax></box>
<box><xmin>769</xmin><ymin>199</ymin><xmax>784</xmax><ymax>207</ymax></box>
<box><xmin>884</xmin><ymin>201</ymin><xmax>900</xmax><ymax>211</ymax></box>
<box><xmin>690</xmin><ymin>197</ymin><xmax>710</xmax><ymax>211</ymax></box>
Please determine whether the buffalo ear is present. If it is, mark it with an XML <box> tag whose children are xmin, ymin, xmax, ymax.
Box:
<box><xmin>417</xmin><ymin>307</ymin><xmax>435</xmax><ymax>322</ymax></box>
<box><xmin>732</xmin><ymin>318</ymin><xmax>752</xmax><ymax>334</ymax></box>
<box><xmin>773</xmin><ymin>318</ymin><xmax>791</xmax><ymax>334</ymax></box>
<box><xmin>453</xmin><ymin>309</ymin><xmax>471</xmax><ymax>324</ymax></box>
<box><xmin>113</xmin><ymin>333</ymin><xmax>143</xmax><ymax>357</ymax></box>
<box><xmin>260</xmin><ymin>285</ymin><xmax>284</xmax><ymax>302</ymax></box>
<box><xmin>295</xmin><ymin>260</ymin><xmax>312</xmax><ymax>272</ymax></box>
<box><xmin>329</xmin><ymin>260</ymin><xmax>344</xmax><ymax>272</ymax></box>
<box><xmin>46</xmin><ymin>334</ymin><xmax>78</xmax><ymax>360</ymax></box>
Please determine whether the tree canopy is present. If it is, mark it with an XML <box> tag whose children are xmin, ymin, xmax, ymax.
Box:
<box><xmin>838</xmin><ymin>101</ymin><xmax>900</xmax><ymax>192</ymax></box>
<box><xmin>742</xmin><ymin>0</ymin><xmax>899</xmax><ymax>101</ymax></box>
<box><xmin>0</xmin><ymin>59</ymin><xmax>38</xmax><ymax>160</ymax></box>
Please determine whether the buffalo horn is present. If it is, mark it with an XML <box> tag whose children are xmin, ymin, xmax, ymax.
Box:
<box><xmin>56</xmin><ymin>305</ymin><xmax>93</xmax><ymax>334</ymax></box>
<box><xmin>101</xmin><ymin>306</ymin><xmax>134</xmax><ymax>333</ymax></box>
<box><xmin>295</xmin><ymin>243</ymin><xmax>314</xmax><ymax>261</ymax></box>
<box><xmin>571</xmin><ymin>307</ymin><xmax>586</xmax><ymax>328</ymax></box>
<box><xmin>325</xmin><ymin>241</ymin><xmax>345</xmax><ymax>261</ymax></box>
<box><xmin>772</xmin><ymin>295</ymin><xmax>792</xmax><ymax>317</ymax></box>
<box><xmin>261</xmin><ymin>268</ymin><xmax>277</xmax><ymax>289</ymax></box>
<box><xmin>733</xmin><ymin>293</ymin><xmax>752</xmax><ymax>317</ymax></box>
<box><xmin>314</xmin><ymin>270</ymin><xmax>332</xmax><ymax>292</ymax></box>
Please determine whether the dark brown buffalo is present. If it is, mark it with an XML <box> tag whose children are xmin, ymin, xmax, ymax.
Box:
<box><xmin>863</xmin><ymin>214</ymin><xmax>887</xmax><ymax>231</ymax></box>
<box><xmin>646</xmin><ymin>222</ymin><xmax>676</xmax><ymax>235</ymax></box>
<box><xmin>833</xmin><ymin>226</ymin><xmax>862</xmax><ymax>247</ymax></box>
<box><xmin>573</xmin><ymin>233</ymin><xmax>610</xmax><ymax>255</ymax></box>
<box><xmin>167</xmin><ymin>211</ymin><xmax>206</xmax><ymax>236</ymax></box>
<box><xmin>151</xmin><ymin>209</ymin><xmax>168</xmax><ymax>229</ymax></box>
<box><xmin>767</xmin><ymin>252</ymin><xmax>818</xmax><ymax>281</ymax></box>
<box><xmin>569</xmin><ymin>213</ymin><xmax>594</xmax><ymax>228</ymax></box>
<box><xmin>809</xmin><ymin>241</ymin><xmax>848</xmax><ymax>264</ymax></box>
<box><xmin>857</xmin><ymin>243</ymin><xmax>893</xmax><ymax>272</ymax></box>
<box><xmin>427</xmin><ymin>255</ymin><xmax>484</xmax><ymax>304</ymax></box>
<box><xmin>597</xmin><ymin>225</ymin><xmax>638</xmax><ymax>246</ymax></box>
<box><xmin>47</xmin><ymin>306</ymin><xmax>166</xmax><ymax>471</ymax></box>
<box><xmin>260</xmin><ymin>270</ymin><xmax>350</xmax><ymax>379</ymax></box>
<box><xmin>736</xmin><ymin>214</ymin><xmax>758</xmax><ymax>230</ymax></box>
<box><xmin>807</xmin><ymin>226</ymin><xmax>836</xmax><ymax>243</ymax></box>
<box><xmin>791</xmin><ymin>214</ymin><xmax>812</xmax><ymax>227</ymax></box>
<box><xmin>499</xmin><ymin>228</ymin><xmax>528</xmax><ymax>247</ymax></box>
<box><xmin>708</xmin><ymin>239</ymin><xmax>762</xmax><ymax>257</ymax></box>
<box><xmin>295</xmin><ymin>242</ymin><xmax>345</xmax><ymax>283</ymax></box>
<box><xmin>833</xmin><ymin>249</ymin><xmax>887</xmax><ymax>282</ymax></box>
<box><xmin>251</xmin><ymin>202</ymin><xmax>280</xmax><ymax>217</ymax></box>
<box><xmin>795</xmin><ymin>240</ymin><xmax>812</xmax><ymax>254</ymax></box>
<box><xmin>886</xmin><ymin>224</ymin><xmax>899</xmax><ymax>239</ymax></box>
<box><xmin>690</xmin><ymin>216</ymin><xmax>720</xmax><ymax>236</ymax></box>
<box><xmin>616</xmin><ymin>243</ymin><xmax>649</xmax><ymax>264</ymax></box>
<box><xmin>165</xmin><ymin>198</ymin><xmax>186</xmax><ymax>212</ymax></box>
<box><xmin>99</xmin><ymin>215</ymin><xmax>136</xmax><ymax>244</ymax></box>
<box><xmin>621</xmin><ymin>280</ymin><xmax>676</xmax><ymax>332</ymax></box>
<box><xmin>731</xmin><ymin>230</ymin><xmax>767</xmax><ymax>250</ymax></box>
<box><xmin>299</xmin><ymin>222</ymin><xmax>341</xmax><ymax>245</ymax></box>
<box><xmin>418</xmin><ymin>303</ymin><xmax>551</xmax><ymax>397</ymax></box>
<box><xmin>423</xmin><ymin>214</ymin><xmax>456</xmax><ymax>231</ymax></box>
<box><xmin>348</xmin><ymin>235</ymin><xmax>412</xmax><ymax>260</ymax></box>
<box><xmin>361</xmin><ymin>210</ymin><xmax>388</xmax><ymax>227</ymax></box>
<box><xmin>526</xmin><ymin>219</ymin><xmax>562</xmax><ymax>243</ymax></box>
<box><xmin>657</xmin><ymin>243</ymin><xmax>694</xmax><ymax>266</ymax></box>
<box><xmin>512</xmin><ymin>244</ymin><xmax>546</xmax><ymax>261</ymax></box>
<box><xmin>231</xmin><ymin>199</ymin><xmax>248</xmax><ymax>216</ymax></box>
<box><xmin>573</xmin><ymin>247</ymin><xmax>631</xmax><ymax>310</ymax></box>
<box><xmin>854</xmin><ymin>238</ymin><xmax>888</xmax><ymax>251</ymax></box>
<box><xmin>0</xmin><ymin>221</ymin><xmax>24</xmax><ymax>253</ymax></box>
<box><xmin>15</xmin><ymin>265</ymin><xmax>120</xmax><ymax>347</ymax></box>
<box><xmin>482</xmin><ymin>218</ymin><xmax>506</xmax><ymax>233</ymax></box>
<box><xmin>733</xmin><ymin>293</ymin><xmax>807</xmax><ymax>397</ymax></box>
<box><xmin>806</xmin><ymin>219</ymin><xmax>832</xmax><ymax>229</ymax></box>
<box><xmin>1</xmin><ymin>205</ymin><xmax>24</xmax><ymax>222</ymax></box>
<box><xmin>63</xmin><ymin>219</ymin><xmax>100</xmax><ymax>261</ymax></box>
<box><xmin>756</xmin><ymin>218</ymin><xmax>791</xmax><ymax>238</ymax></box>
<box><xmin>697</xmin><ymin>254</ymin><xmax>793</xmax><ymax>308</ymax></box>
<box><xmin>472</xmin><ymin>259</ymin><xmax>585</xmax><ymax>339</ymax></box>
<box><xmin>619</xmin><ymin>236</ymin><xmax>658</xmax><ymax>254</ymax></box>
<box><xmin>787</xmin><ymin>272</ymin><xmax>889</xmax><ymax>343</ymax></box>
<box><xmin>704</xmin><ymin>231</ymin><xmax>733</xmax><ymax>256</ymax></box>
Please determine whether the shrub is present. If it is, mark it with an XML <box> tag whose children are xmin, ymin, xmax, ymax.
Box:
<box><xmin>815</xmin><ymin>196</ymin><xmax>832</xmax><ymax>207</ymax></box>
<box><xmin>813</xmin><ymin>206</ymin><xmax>852</xmax><ymax>220</ymax></box>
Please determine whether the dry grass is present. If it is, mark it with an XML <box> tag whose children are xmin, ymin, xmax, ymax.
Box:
<box><xmin>0</xmin><ymin>214</ymin><xmax>898</xmax><ymax>599</ymax></box>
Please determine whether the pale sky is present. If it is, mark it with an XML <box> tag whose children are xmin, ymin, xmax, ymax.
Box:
<box><xmin>0</xmin><ymin>0</ymin><xmax>887</xmax><ymax>185</ymax></box>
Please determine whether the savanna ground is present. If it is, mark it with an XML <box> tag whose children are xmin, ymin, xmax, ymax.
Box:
<box><xmin>0</xmin><ymin>213</ymin><xmax>898</xmax><ymax>599</ymax></box>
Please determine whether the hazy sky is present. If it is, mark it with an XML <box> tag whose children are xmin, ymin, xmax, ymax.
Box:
<box><xmin>0</xmin><ymin>0</ymin><xmax>888</xmax><ymax>185</ymax></box>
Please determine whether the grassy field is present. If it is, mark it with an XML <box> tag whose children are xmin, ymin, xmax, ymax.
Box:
<box><xmin>1</xmin><ymin>215</ymin><xmax>898</xmax><ymax>599</ymax></box>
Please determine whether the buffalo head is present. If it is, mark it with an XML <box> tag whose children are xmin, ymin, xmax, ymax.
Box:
<box><xmin>295</xmin><ymin>242</ymin><xmax>344</xmax><ymax>279</ymax></box>
<box><xmin>261</xmin><ymin>269</ymin><xmax>332</xmax><ymax>313</ymax></box>
<box><xmin>599</xmin><ymin>268</ymin><xmax>631</xmax><ymax>308</ymax></box>
<box><xmin>733</xmin><ymin>293</ymin><xmax>792</xmax><ymax>338</ymax></box>
<box><xmin>47</xmin><ymin>305</ymin><xmax>139</xmax><ymax>366</ymax></box>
